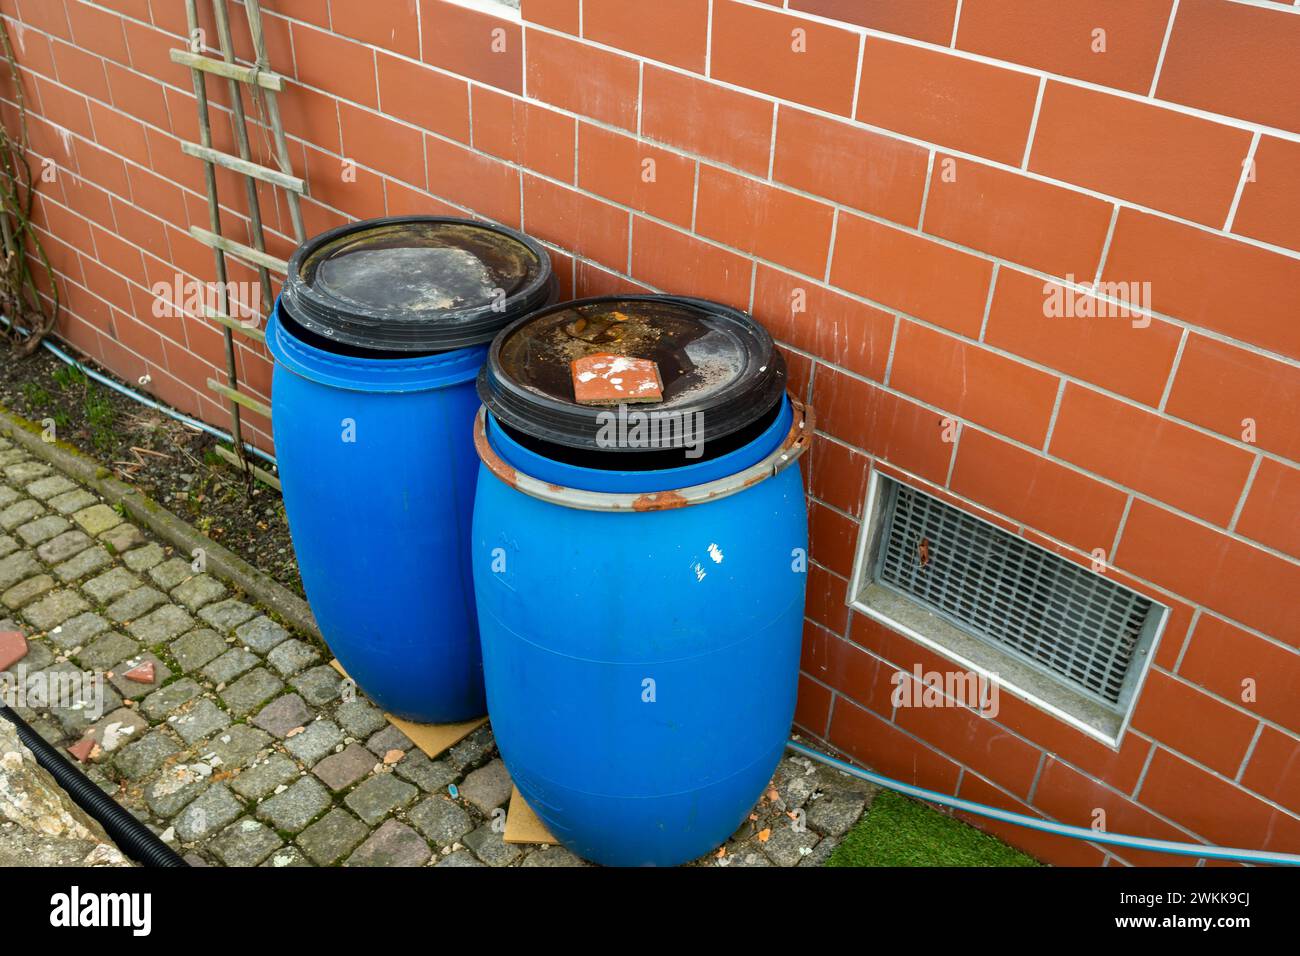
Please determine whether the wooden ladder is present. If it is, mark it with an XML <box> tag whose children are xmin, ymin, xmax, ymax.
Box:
<box><xmin>170</xmin><ymin>0</ymin><xmax>306</xmax><ymax>491</ymax></box>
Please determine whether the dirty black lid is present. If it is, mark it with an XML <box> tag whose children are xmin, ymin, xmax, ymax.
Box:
<box><xmin>281</xmin><ymin>216</ymin><xmax>556</xmax><ymax>353</ymax></box>
<box><xmin>478</xmin><ymin>295</ymin><xmax>787</xmax><ymax>453</ymax></box>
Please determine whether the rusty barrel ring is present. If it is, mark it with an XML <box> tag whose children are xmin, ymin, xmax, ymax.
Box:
<box><xmin>474</xmin><ymin>396</ymin><xmax>814</xmax><ymax>513</ymax></box>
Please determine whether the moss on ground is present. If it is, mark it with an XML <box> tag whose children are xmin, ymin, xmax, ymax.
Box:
<box><xmin>826</xmin><ymin>790</ymin><xmax>1042</xmax><ymax>867</ymax></box>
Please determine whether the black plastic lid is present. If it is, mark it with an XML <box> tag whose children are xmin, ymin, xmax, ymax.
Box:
<box><xmin>478</xmin><ymin>295</ymin><xmax>787</xmax><ymax>453</ymax></box>
<box><xmin>281</xmin><ymin>216</ymin><xmax>556</xmax><ymax>353</ymax></box>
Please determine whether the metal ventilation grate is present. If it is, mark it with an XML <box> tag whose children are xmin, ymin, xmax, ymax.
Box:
<box><xmin>874</xmin><ymin>481</ymin><xmax>1160</xmax><ymax>712</ymax></box>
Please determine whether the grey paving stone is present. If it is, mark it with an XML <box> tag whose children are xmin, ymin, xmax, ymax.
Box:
<box><xmin>198</xmin><ymin>598</ymin><xmax>257</xmax><ymax>633</ymax></box>
<box><xmin>346</xmin><ymin>819</ymin><xmax>430</xmax><ymax>868</ymax></box>
<box><xmin>393</xmin><ymin>751</ymin><xmax>458</xmax><ymax>793</ymax></box>
<box><xmin>0</xmin><ymin>550</ymin><xmax>40</xmax><ymax>591</ymax></box>
<box><xmin>798</xmin><ymin>837</ymin><xmax>839</xmax><ymax>867</ymax></box>
<box><xmin>521</xmin><ymin>846</ymin><xmax>587</xmax><ymax>867</ymax></box>
<box><xmin>46</xmin><ymin>612</ymin><xmax>109</xmax><ymax>650</ymax></box>
<box><xmin>17</xmin><ymin>514</ymin><xmax>70</xmax><ymax>547</ymax></box>
<box><xmin>144</xmin><ymin>767</ymin><xmax>209</xmax><ymax>819</ymax></box>
<box><xmin>297</xmin><ymin>808</ymin><xmax>368</xmax><ymax>866</ymax></box>
<box><xmin>169</xmin><ymin>628</ymin><xmax>228</xmax><ymax>673</ymax></box>
<box><xmin>0</xmin><ymin>486</ymin><xmax>18</xmax><ymax>509</ymax></box>
<box><xmin>26</xmin><ymin>475</ymin><xmax>76</xmax><ymax>500</ymax></box>
<box><xmin>99</xmin><ymin>522</ymin><xmax>146</xmax><ymax>555</ymax></box>
<box><xmin>72</xmin><ymin>504</ymin><xmax>122</xmax><ymax>536</ymax></box>
<box><xmin>251</xmin><ymin>693</ymin><xmax>313</xmax><ymax>738</ymax></box>
<box><xmin>199</xmin><ymin>724</ymin><xmax>272</xmax><ymax>771</ymax></box>
<box><xmin>235</xmin><ymin>615</ymin><xmax>290</xmax><ymax>653</ymax></box>
<box><xmin>210</xmin><ymin>817</ymin><xmax>283</xmax><ymax>867</ymax></box>
<box><xmin>335</xmin><ymin>699</ymin><xmax>387</xmax><ymax>739</ymax></box>
<box><xmin>266</xmin><ymin>638</ymin><xmax>319</xmax><ymax>677</ymax></box>
<box><xmin>409</xmin><ymin>796</ymin><xmax>473</xmax><ymax>847</ymax></box>
<box><xmin>116</xmin><ymin>730</ymin><xmax>182</xmax><ymax>780</ymax></box>
<box><xmin>168</xmin><ymin>697</ymin><xmax>232</xmax><ymax>745</ymax></box>
<box><xmin>74</xmin><ymin>631</ymin><xmax>140</xmax><ymax>671</ymax></box>
<box><xmin>231</xmin><ymin>753</ymin><xmax>299</xmax><ymax>801</ymax></box>
<box><xmin>0</xmin><ymin>499</ymin><xmax>44</xmax><ymax>532</ymax></box>
<box><xmin>121</xmin><ymin>542</ymin><xmax>165</xmax><ymax>572</ymax></box>
<box><xmin>48</xmin><ymin>489</ymin><xmax>98</xmax><ymax>516</ymax></box>
<box><xmin>261</xmin><ymin>846</ymin><xmax>312</xmax><ymax>868</ymax></box>
<box><xmin>255</xmin><ymin>776</ymin><xmax>331</xmax><ymax>833</ymax></box>
<box><xmin>47</xmin><ymin>678</ymin><xmax>122</xmax><ymax>737</ymax></box>
<box><xmin>5</xmin><ymin>460</ymin><xmax>51</xmax><ymax>484</ymax></box>
<box><xmin>807</xmin><ymin>788</ymin><xmax>868</xmax><ymax>838</ymax></box>
<box><xmin>201</xmin><ymin>647</ymin><xmax>258</xmax><ymax>685</ymax></box>
<box><xmin>459</xmin><ymin>758</ymin><xmax>512</xmax><ymax>814</ymax></box>
<box><xmin>36</xmin><ymin>529</ymin><xmax>91</xmax><ymax>563</ymax></box>
<box><xmin>171</xmin><ymin>574</ymin><xmax>226</xmax><ymax>611</ymax></box>
<box><xmin>82</xmin><ymin>567</ymin><xmax>142</xmax><ymax>605</ymax></box>
<box><xmin>105</xmin><ymin>586</ymin><xmax>167</xmax><ymax>623</ymax></box>
<box><xmin>2</xmin><ymin>573</ymin><xmax>52</xmax><ymax>609</ymax></box>
<box><xmin>761</xmin><ymin>825</ymin><xmax>822</xmax><ymax>867</ymax></box>
<box><xmin>221</xmin><ymin>668</ymin><xmax>284</xmax><ymax>717</ymax></box>
<box><xmin>141</xmin><ymin>678</ymin><xmax>203</xmax><ymax>721</ymax></box>
<box><xmin>435</xmin><ymin>849</ymin><xmax>485</xmax><ymax>867</ymax></box>
<box><xmin>106</xmin><ymin>652</ymin><xmax>171</xmax><ymax>700</ymax></box>
<box><xmin>149</xmin><ymin>557</ymin><xmax>194</xmax><ymax>592</ymax></box>
<box><xmin>0</xmin><ymin>533</ymin><xmax>16</xmax><ymax>558</ymax></box>
<box><xmin>174</xmin><ymin>783</ymin><xmax>243</xmax><ymax>843</ymax></box>
<box><xmin>283</xmin><ymin>718</ymin><xmax>343</xmax><ymax>765</ymax></box>
<box><xmin>366</xmin><ymin>724</ymin><xmax>413</xmax><ymax>756</ymax></box>
<box><xmin>23</xmin><ymin>589</ymin><xmax>89</xmax><ymax>631</ymax></box>
<box><xmin>344</xmin><ymin>772</ymin><xmax>418</xmax><ymax>825</ymax></box>
<box><xmin>83</xmin><ymin>706</ymin><xmax>148</xmax><ymax>756</ymax></box>
<box><xmin>53</xmin><ymin>545</ymin><xmax>111</xmax><ymax>583</ymax></box>
<box><xmin>446</xmin><ymin>726</ymin><xmax>494</xmax><ymax>772</ymax></box>
<box><xmin>313</xmin><ymin>743</ymin><xmax>377</xmax><ymax>792</ymax></box>
<box><xmin>290</xmin><ymin>664</ymin><xmax>343</xmax><ymax>706</ymax></box>
<box><xmin>128</xmin><ymin>604</ymin><xmax>195</xmax><ymax>644</ymax></box>
<box><xmin>463</xmin><ymin>823</ymin><xmax>521</xmax><ymax>867</ymax></box>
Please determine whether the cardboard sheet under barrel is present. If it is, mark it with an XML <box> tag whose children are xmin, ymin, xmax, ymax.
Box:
<box><xmin>329</xmin><ymin>660</ymin><xmax>486</xmax><ymax>759</ymax></box>
<box><xmin>504</xmin><ymin>785</ymin><xmax>557</xmax><ymax>845</ymax></box>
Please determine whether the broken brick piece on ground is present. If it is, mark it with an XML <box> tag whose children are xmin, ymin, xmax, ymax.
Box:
<box><xmin>0</xmin><ymin>631</ymin><xmax>28</xmax><ymax>672</ymax></box>
<box><xmin>570</xmin><ymin>353</ymin><xmax>664</xmax><ymax>405</ymax></box>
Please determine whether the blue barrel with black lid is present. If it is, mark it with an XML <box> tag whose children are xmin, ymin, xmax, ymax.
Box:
<box><xmin>471</xmin><ymin>295</ymin><xmax>811</xmax><ymax>865</ymax></box>
<box><xmin>267</xmin><ymin>216</ymin><xmax>556</xmax><ymax>723</ymax></box>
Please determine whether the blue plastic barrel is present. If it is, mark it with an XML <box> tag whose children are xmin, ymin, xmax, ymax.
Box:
<box><xmin>267</xmin><ymin>217</ymin><xmax>554</xmax><ymax>723</ymax></box>
<box><xmin>472</xmin><ymin>296</ymin><xmax>811</xmax><ymax>865</ymax></box>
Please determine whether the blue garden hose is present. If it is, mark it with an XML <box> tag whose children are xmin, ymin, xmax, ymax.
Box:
<box><xmin>788</xmin><ymin>739</ymin><xmax>1300</xmax><ymax>866</ymax></box>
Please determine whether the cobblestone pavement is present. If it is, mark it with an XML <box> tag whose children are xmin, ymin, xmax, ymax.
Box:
<box><xmin>0</xmin><ymin>434</ymin><xmax>875</xmax><ymax>867</ymax></box>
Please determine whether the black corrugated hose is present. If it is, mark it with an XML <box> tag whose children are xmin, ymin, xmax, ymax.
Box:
<box><xmin>0</xmin><ymin>703</ymin><xmax>188</xmax><ymax>867</ymax></box>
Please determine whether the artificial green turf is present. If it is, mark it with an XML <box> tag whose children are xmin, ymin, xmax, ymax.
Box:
<box><xmin>825</xmin><ymin>789</ymin><xmax>1042</xmax><ymax>867</ymax></box>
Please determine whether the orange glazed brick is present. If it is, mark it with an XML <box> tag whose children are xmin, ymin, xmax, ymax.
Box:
<box><xmin>809</xmin><ymin>434</ymin><xmax>870</xmax><ymax>518</ymax></box>
<box><xmin>1116</xmin><ymin>500</ymin><xmax>1300</xmax><ymax>644</ymax></box>
<box><xmin>752</xmin><ymin>265</ymin><xmax>893</xmax><ymax>383</ymax></box>
<box><xmin>577</xmin><ymin>124</ymin><xmax>696</xmax><ymax>228</ymax></box>
<box><xmin>339</xmin><ymin>103</ymin><xmax>425</xmax><ymax>189</ymax></box>
<box><xmin>641</xmin><ymin>66</ymin><xmax>774</xmax><ymax>176</ymax></box>
<box><xmin>856</xmin><ymin>37</ymin><xmax>1039</xmax><ymax>166</ymax></box>
<box><xmin>377</xmin><ymin>53</ymin><xmax>470</xmax><ymax>143</ymax></box>
<box><xmin>1233</xmin><ymin>136</ymin><xmax>1300</xmax><ymax>253</ymax></box>
<box><xmin>291</xmin><ymin>22</ymin><xmax>377</xmax><ymax>108</ymax></box>
<box><xmin>66</xmin><ymin>0</ymin><xmax>129</xmax><ymax>63</ymax></box>
<box><xmin>956</xmin><ymin>773</ymin><xmax>1106</xmax><ymax>867</ymax></box>
<box><xmin>956</xmin><ymin>0</ymin><xmax>1174</xmax><ymax>94</ymax></box>
<box><xmin>1163</xmin><ymin>334</ymin><xmax>1300</xmax><ymax>462</ymax></box>
<box><xmin>472</xmin><ymin>87</ymin><xmax>575</xmax><ymax>184</ymax></box>
<box><xmin>829</xmin><ymin>696</ymin><xmax>964</xmax><ymax>794</ymax></box>
<box><xmin>1101</xmin><ymin>209</ymin><xmax>1300</xmax><ymax>361</ymax></box>
<box><xmin>808</xmin><ymin>500</ymin><xmax>858</xmax><ymax>578</ymax></box>
<box><xmin>1180</xmin><ymin>614</ymin><xmax>1300</xmax><ymax>730</ymax></box>
<box><xmin>419</xmin><ymin>0</ymin><xmax>522</xmax><ymax>94</ymax></box>
<box><xmin>525</xmin><ymin>29</ymin><xmax>639</xmax><ymax>131</ymax></box>
<box><xmin>694</xmin><ymin>166</ymin><xmax>835</xmax><ymax>278</ymax></box>
<box><xmin>811</xmin><ymin>367</ymin><xmax>954</xmax><ymax>485</ymax></box>
<box><xmin>1235</xmin><ymin>459</ymin><xmax>1300</xmax><ymax>560</ymax></box>
<box><xmin>51</xmin><ymin>39</ymin><xmax>109</xmax><ymax>102</ymax></box>
<box><xmin>629</xmin><ymin>217</ymin><xmax>752</xmax><ymax>310</ymax></box>
<box><xmin>1048</xmin><ymin>384</ymin><xmax>1253</xmax><ymax>526</ymax></box>
<box><xmin>1131</xmin><ymin>671</ymin><xmax>1259</xmax><ymax>777</ymax></box>
<box><xmin>984</xmin><ymin>268</ymin><xmax>1181</xmax><ymax>407</ymax></box>
<box><xmin>1030</xmin><ymin>83</ymin><xmax>1251</xmax><ymax>227</ymax></box>
<box><xmin>1240</xmin><ymin>726</ymin><xmax>1300</xmax><ymax>815</ymax></box>
<box><xmin>332</xmin><ymin>0</ymin><xmax>419</xmax><ymax>58</ymax></box>
<box><xmin>791</xmin><ymin>0</ymin><xmax>958</xmax><ymax>44</ymax></box>
<box><xmin>802</xmin><ymin>626</ymin><xmax>896</xmax><ymax>716</ymax></box>
<box><xmin>570</xmin><ymin>353</ymin><xmax>663</xmax><ymax>405</ymax></box>
<box><xmin>583</xmin><ymin>0</ymin><xmax>710</xmax><ymax>73</ymax></box>
<box><xmin>889</xmin><ymin>321</ymin><xmax>1060</xmax><ymax>448</ymax></box>
<box><xmin>425</xmin><ymin>135</ymin><xmax>521</xmax><ymax>228</ymax></box>
<box><xmin>710</xmin><ymin>0</ymin><xmax>861</xmax><ymax>116</ymax></box>
<box><xmin>793</xmin><ymin>673</ymin><xmax>832</xmax><ymax>737</ymax></box>
<box><xmin>924</xmin><ymin>155</ymin><xmax>1114</xmax><ymax>278</ymax></box>
<box><xmin>805</xmin><ymin>563</ymin><xmax>850</xmax><ymax>635</ymax></box>
<box><xmin>520</xmin><ymin>0</ymin><xmax>579</xmax><ymax>33</ymax></box>
<box><xmin>1156</xmin><ymin>0</ymin><xmax>1300</xmax><ymax>135</ymax></box>
<box><xmin>950</xmin><ymin>428</ymin><xmax>1128</xmax><ymax>553</ymax></box>
<box><xmin>830</xmin><ymin>213</ymin><xmax>993</xmax><ymax>337</ymax></box>
<box><xmin>773</xmin><ymin>107</ymin><xmax>928</xmax><ymax>226</ymax></box>
<box><xmin>523</xmin><ymin>174</ymin><xmax>630</xmax><ymax>270</ymax></box>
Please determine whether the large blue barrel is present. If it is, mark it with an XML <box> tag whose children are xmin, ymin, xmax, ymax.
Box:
<box><xmin>268</xmin><ymin>217</ymin><xmax>554</xmax><ymax>723</ymax></box>
<box><xmin>472</xmin><ymin>296</ymin><xmax>810</xmax><ymax>865</ymax></box>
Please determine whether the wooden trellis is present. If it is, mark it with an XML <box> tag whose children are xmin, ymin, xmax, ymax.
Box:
<box><xmin>170</xmin><ymin>0</ymin><xmax>306</xmax><ymax>491</ymax></box>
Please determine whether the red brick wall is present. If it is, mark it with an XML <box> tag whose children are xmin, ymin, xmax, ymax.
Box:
<box><xmin>3</xmin><ymin>0</ymin><xmax>1298</xmax><ymax>865</ymax></box>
